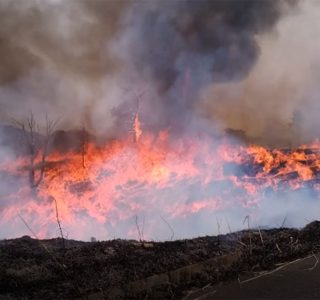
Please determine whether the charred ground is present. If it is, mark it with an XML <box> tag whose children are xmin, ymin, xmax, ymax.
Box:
<box><xmin>0</xmin><ymin>221</ymin><xmax>320</xmax><ymax>299</ymax></box>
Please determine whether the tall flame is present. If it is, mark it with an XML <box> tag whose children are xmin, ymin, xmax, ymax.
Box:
<box><xmin>133</xmin><ymin>111</ymin><xmax>142</xmax><ymax>142</ymax></box>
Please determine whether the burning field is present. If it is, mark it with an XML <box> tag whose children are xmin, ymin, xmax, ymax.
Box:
<box><xmin>1</xmin><ymin>0</ymin><xmax>320</xmax><ymax>298</ymax></box>
<box><xmin>0</xmin><ymin>0</ymin><xmax>319</xmax><ymax>240</ymax></box>
<box><xmin>1</xmin><ymin>123</ymin><xmax>320</xmax><ymax>240</ymax></box>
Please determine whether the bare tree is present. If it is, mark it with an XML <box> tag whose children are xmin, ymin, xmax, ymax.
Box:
<box><xmin>13</xmin><ymin>112</ymin><xmax>58</xmax><ymax>189</ymax></box>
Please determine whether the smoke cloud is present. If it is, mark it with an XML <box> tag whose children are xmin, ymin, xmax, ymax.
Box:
<box><xmin>201</xmin><ymin>0</ymin><xmax>320</xmax><ymax>146</ymax></box>
<box><xmin>0</xmin><ymin>0</ymin><xmax>298</xmax><ymax>139</ymax></box>
<box><xmin>112</xmin><ymin>0</ymin><xmax>293</xmax><ymax>130</ymax></box>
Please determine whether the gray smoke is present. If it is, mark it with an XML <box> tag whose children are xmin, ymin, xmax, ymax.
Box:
<box><xmin>112</xmin><ymin>0</ymin><xmax>296</xmax><ymax>133</ymax></box>
<box><xmin>0</xmin><ymin>0</ymin><xmax>128</xmax><ymax>134</ymax></box>
<box><xmin>0</xmin><ymin>0</ymin><xmax>296</xmax><ymax>137</ymax></box>
<box><xmin>201</xmin><ymin>0</ymin><xmax>320</xmax><ymax>147</ymax></box>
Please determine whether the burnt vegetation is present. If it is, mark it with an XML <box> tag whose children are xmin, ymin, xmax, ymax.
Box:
<box><xmin>0</xmin><ymin>221</ymin><xmax>319</xmax><ymax>299</ymax></box>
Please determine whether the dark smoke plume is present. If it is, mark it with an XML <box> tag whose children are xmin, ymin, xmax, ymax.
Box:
<box><xmin>123</xmin><ymin>0</ymin><xmax>285</xmax><ymax>84</ymax></box>
<box><xmin>113</xmin><ymin>0</ymin><xmax>295</xmax><ymax>131</ymax></box>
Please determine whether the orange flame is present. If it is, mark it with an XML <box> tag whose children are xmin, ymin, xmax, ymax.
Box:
<box><xmin>1</xmin><ymin>129</ymin><xmax>320</xmax><ymax>239</ymax></box>
<box><xmin>133</xmin><ymin>111</ymin><xmax>142</xmax><ymax>142</ymax></box>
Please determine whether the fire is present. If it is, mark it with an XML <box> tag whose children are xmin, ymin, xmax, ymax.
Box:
<box><xmin>132</xmin><ymin>111</ymin><xmax>142</xmax><ymax>142</ymax></box>
<box><xmin>1</xmin><ymin>128</ymin><xmax>320</xmax><ymax>240</ymax></box>
<box><xmin>132</xmin><ymin>99</ymin><xmax>142</xmax><ymax>142</ymax></box>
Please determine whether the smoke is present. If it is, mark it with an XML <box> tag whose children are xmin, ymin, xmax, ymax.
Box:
<box><xmin>201</xmin><ymin>0</ymin><xmax>320</xmax><ymax>146</ymax></box>
<box><xmin>0</xmin><ymin>0</ymin><xmax>129</xmax><ymax>133</ymax></box>
<box><xmin>111</xmin><ymin>0</ymin><xmax>297</xmax><ymax>134</ymax></box>
<box><xmin>0</xmin><ymin>0</ymin><xmax>297</xmax><ymax>137</ymax></box>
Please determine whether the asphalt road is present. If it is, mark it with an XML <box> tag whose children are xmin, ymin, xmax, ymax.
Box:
<box><xmin>184</xmin><ymin>253</ymin><xmax>320</xmax><ymax>300</ymax></box>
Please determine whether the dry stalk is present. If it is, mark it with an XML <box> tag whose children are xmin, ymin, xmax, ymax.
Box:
<box><xmin>17</xmin><ymin>212</ymin><xmax>82</xmax><ymax>296</ymax></box>
<box><xmin>258</xmin><ymin>226</ymin><xmax>264</xmax><ymax>246</ymax></box>
<box><xmin>160</xmin><ymin>215</ymin><xmax>175</xmax><ymax>241</ymax></box>
<box><xmin>216</xmin><ymin>218</ymin><xmax>221</xmax><ymax>235</ymax></box>
<box><xmin>135</xmin><ymin>215</ymin><xmax>144</xmax><ymax>242</ymax></box>
<box><xmin>280</xmin><ymin>215</ymin><xmax>287</xmax><ymax>228</ymax></box>
<box><xmin>54</xmin><ymin>197</ymin><xmax>65</xmax><ymax>249</ymax></box>
<box><xmin>225</xmin><ymin>217</ymin><xmax>232</xmax><ymax>234</ymax></box>
<box><xmin>237</xmin><ymin>240</ymin><xmax>248</xmax><ymax>248</ymax></box>
<box><xmin>17</xmin><ymin>212</ymin><xmax>64</xmax><ymax>268</ymax></box>
<box><xmin>216</xmin><ymin>217</ymin><xmax>222</xmax><ymax>248</ymax></box>
<box><xmin>276</xmin><ymin>243</ymin><xmax>282</xmax><ymax>253</ymax></box>
<box><xmin>243</xmin><ymin>215</ymin><xmax>252</xmax><ymax>255</ymax></box>
<box><xmin>141</xmin><ymin>216</ymin><xmax>145</xmax><ymax>241</ymax></box>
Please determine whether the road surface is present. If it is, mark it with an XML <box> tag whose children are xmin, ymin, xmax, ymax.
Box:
<box><xmin>184</xmin><ymin>253</ymin><xmax>320</xmax><ymax>300</ymax></box>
